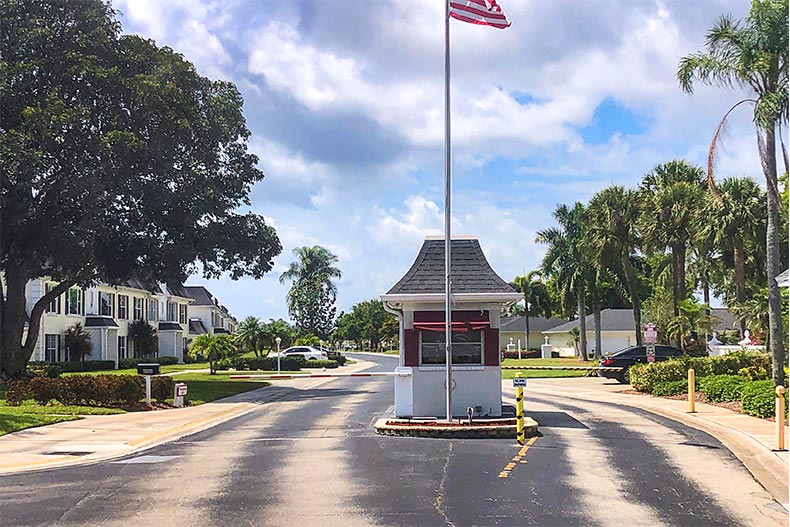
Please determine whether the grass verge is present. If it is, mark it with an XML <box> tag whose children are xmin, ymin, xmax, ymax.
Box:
<box><xmin>64</xmin><ymin>362</ymin><xmax>210</xmax><ymax>377</ymax></box>
<box><xmin>501</xmin><ymin>358</ymin><xmax>594</xmax><ymax>379</ymax></box>
<box><xmin>174</xmin><ymin>373</ymin><xmax>270</xmax><ymax>405</ymax></box>
<box><xmin>0</xmin><ymin>402</ymin><xmax>124</xmax><ymax>436</ymax></box>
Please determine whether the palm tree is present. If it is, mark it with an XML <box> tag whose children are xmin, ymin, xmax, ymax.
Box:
<box><xmin>189</xmin><ymin>333</ymin><xmax>236</xmax><ymax>374</ymax></box>
<box><xmin>678</xmin><ymin>0</ymin><xmax>787</xmax><ymax>385</ymax></box>
<box><xmin>537</xmin><ymin>203</ymin><xmax>591</xmax><ymax>361</ymax></box>
<box><xmin>63</xmin><ymin>323</ymin><xmax>92</xmax><ymax>362</ymax></box>
<box><xmin>279</xmin><ymin>246</ymin><xmax>342</xmax><ymax>337</ymax></box>
<box><xmin>511</xmin><ymin>271</ymin><xmax>553</xmax><ymax>351</ymax></box>
<box><xmin>639</xmin><ymin>160</ymin><xmax>706</xmax><ymax>340</ymax></box>
<box><xmin>588</xmin><ymin>186</ymin><xmax>644</xmax><ymax>345</ymax></box>
<box><xmin>701</xmin><ymin>177</ymin><xmax>767</xmax><ymax>334</ymax></box>
<box><xmin>237</xmin><ymin>316</ymin><xmax>266</xmax><ymax>357</ymax></box>
<box><xmin>666</xmin><ymin>299</ymin><xmax>720</xmax><ymax>352</ymax></box>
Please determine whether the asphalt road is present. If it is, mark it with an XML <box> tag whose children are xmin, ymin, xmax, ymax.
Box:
<box><xmin>1</xmin><ymin>354</ymin><xmax>786</xmax><ymax>527</ymax></box>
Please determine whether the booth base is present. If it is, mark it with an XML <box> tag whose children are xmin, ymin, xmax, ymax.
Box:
<box><xmin>374</xmin><ymin>416</ymin><xmax>538</xmax><ymax>439</ymax></box>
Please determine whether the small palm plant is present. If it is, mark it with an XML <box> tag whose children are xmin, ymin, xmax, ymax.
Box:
<box><xmin>189</xmin><ymin>334</ymin><xmax>237</xmax><ymax>374</ymax></box>
<box><xmin>64</xmin><ymin>323</ymin><xmax>92</xmax><ymax>362</ymax></box>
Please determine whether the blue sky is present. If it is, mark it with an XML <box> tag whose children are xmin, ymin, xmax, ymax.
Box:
<box><xmin>114</xmin><ymin>0</ymin><xmax>760</xmax><ymax>321</ymax></box>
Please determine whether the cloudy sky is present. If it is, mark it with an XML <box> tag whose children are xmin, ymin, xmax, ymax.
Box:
<box><xmin>114</xmin><ymin>0</ymin><xmax>760</xmax><ymax>321</ymax></box>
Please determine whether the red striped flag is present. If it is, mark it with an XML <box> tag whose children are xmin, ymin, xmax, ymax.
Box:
<box><xmin>449</xmin><ymin>0</ymin><xmax>511</xmax><ymax>29</ymax></box>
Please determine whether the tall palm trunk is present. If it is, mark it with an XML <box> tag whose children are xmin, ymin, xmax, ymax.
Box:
<box><xmin>592</xmin><ymin>300</ymin><xmax>602</xmax><ymax>360</ymax></box>
<box><xmin>524</xmin><ymin>312</ymin><xmax>530</xmax><ymax>352</ymax></box>
<box><xmin>621</xmin><ymin>251</ymin><xmax>643</xmax><ymax>346</ymax></box>
<box><xmin>759</xmin><ymin>126</ymin><xmax>786</xmax><ymax>387</ymax></box>
<box><xmin>576</xmin><ymin>283</ymin><xmax>588</xmax><ymax>361</ymax></box>
<box><xmin>733</xmin><ymin>240</ymin><xmax>747</xmax><ymax>336</ymax></box>
<box><xmin>670</xmin><ymin>244</ymin><xmax>683</xmax><ymax>348</ymax></box>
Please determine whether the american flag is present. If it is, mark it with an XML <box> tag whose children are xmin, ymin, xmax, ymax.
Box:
<box><xmin>449</xmin><ymin>0</ymin><xmax>510</xmax><ymax>29</ymax></box>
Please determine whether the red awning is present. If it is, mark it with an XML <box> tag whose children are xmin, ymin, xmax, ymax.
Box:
<box><xmin>412</xmin><ymin>321</ymin><xmax>489</xmax><ymax>332</ymax></box>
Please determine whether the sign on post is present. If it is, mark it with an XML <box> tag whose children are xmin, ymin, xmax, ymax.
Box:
<box><xmin>646</xmin><ymin>344</ymin><xmax>656</xmax><ymax>363</ymax></box>
<box><xmin>174</xmin><ymin>382</ymin><xmax>188</xmax><ymax>408</ymax></box>
<box><xmin>642</xmin><ymin>323</ymin><xmax>658</xmax><ymax>344</ymax></box>
<box><xmin>512</xmin><ymin>377</ymin><xmax>527</xmax><ymax>387</ymax></box>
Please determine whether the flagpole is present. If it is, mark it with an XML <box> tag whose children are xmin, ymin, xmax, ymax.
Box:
<box><xmin>444</xmin><ymin>0</ymin><xmax>453</xmax><ymax>423</ymax></box>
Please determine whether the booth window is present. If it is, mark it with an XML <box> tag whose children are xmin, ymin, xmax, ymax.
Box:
<box><xmin>420</xmin><ymin>330</ymin><xmax>482</xmax><ymax>365</ymax></box>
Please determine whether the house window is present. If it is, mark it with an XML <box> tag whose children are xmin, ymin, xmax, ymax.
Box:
<box><xmin>99</xmin><ymin>292</ymin><xmax>115</xmax><ymax>317</ymax></box>
<box><xmin>133</xmin><ymin>297</ymin><xmax>144</xmax><ymax>320</ymax></box>
<box><xmin>167</xmin><ymin>301</ymin><xmax>177</xmax><ymax>322</ymax></box>
<box><xmin>179</xmin><ymin>304</ymin><xmax>187</xmax><ymax>324</ymax></box>
<box><xmin>118</xmin><ymin>295</ymin><xmax>129</xmax><ymax>319</ymax></box>
<box><xmin>118</xmin><ymin>336</ymin><xmax>128</xmax><ymax>359</ymax></box>
<box><xmin>420</xmin><ymin>330</ymin><xmax>483</xmax><ymax>365</ymax></box>
<box><xmin>66</xmin><ymin>288</ymin><xmax>82</xmax><ymax>315</ymax></box>
<box><xmin>45</xmin><ymin>283</ymin><xmax>61</xmax><ymax>314</ymax></box>
<box><xmin>146</xmin><ymin>298</ymin><xmax>158</xmax><ymax>321</ymax></box>
<box><xmin>45</xmin><ymin>334</ymin><xmax>62</xmax><ymax>362</ymax></box>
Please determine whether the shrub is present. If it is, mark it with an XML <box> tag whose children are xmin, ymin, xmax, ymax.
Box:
<box><xmin>333</xmin><ymin>354</ymin><xmax>347</xmax><ymax>366</ymax></box>
<box><xmin>301</xmin><ymin>359</ymin><xmax>339</xmax><ymax>369</ymax></box>
<box><xmin>63</xmin><ymin>375</ymin><xmax>99</xmax><ymax>405</ymax></box>
<box><xmin>698</xmin><ymin>375</ymin><xmax>749</xmax><ymax>403</ymax></box>
<box><xmin>651</xmin><ymin>380</ymin><xmax>688</xmax><ymax>396</ymax></box>
<box><xmin>629</xmin><ymin>352</ymin><xmax>770</xmax><ymax>393</ymax></box>
<box><xmin>26</xmin><ymin>363</ymin><xmax>63</xmax><ymax>378</ymax></box>
<box><xmin>738</xmin><ymin>364</ymin><xmax>770</xmax><ymax>381</ymax></box>
<box><xmin>116</xmin><ymin>376</ymin><xmax>145</xmax><ymax>404</ymax></box>
<box><xmin>33</xmin><ymin>360</ymin><xmax>116</xmax><ymax>373</ymax></box>
<box><xmin>27</xmin><ymin>377</ymin><xmax>64</xmax><ymax>405</ymax></box>
<box><xmin>151</xmin><ymin>376</ymin><xmax>175</xmax><ymax>402</ymax></box>
<box><xmin>4</xmin><ymin>380</ymin><xmax>29</xmax><ymax>405</ymax></box>
<box><xmin>503</xmin><ymin>350</ymin><xmax>540</xmax><ymax>359</ymax></box>
<box><xmin>215</xmin><ymin>356</ymin><xmax>304</xmax><ymax>371</ymax></box>
<box><xmin>740</xmin><ymin>380</ymin><xmax>787</xmax><ymax>419</ymax></box>
<box><xmin>118</xmin><ymin>357</ymin><xmax>178</xmax><ymax>369</ymax></box>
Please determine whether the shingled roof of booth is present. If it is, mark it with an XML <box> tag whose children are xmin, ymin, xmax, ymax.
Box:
<box><xmin>386</xmin><ymin>236</ymin><xmax>517</xmax><ymax>295</ymax></box>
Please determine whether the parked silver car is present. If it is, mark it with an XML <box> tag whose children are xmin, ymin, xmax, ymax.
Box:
<box><xmin>273</xmin><ymin>346</ymin><xmax>327</xmax><ymax>361</ymax></box>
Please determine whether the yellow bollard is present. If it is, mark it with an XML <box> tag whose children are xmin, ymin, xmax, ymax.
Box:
<box><xmin>516</xmin><ymin>372</ymin><xmax>525</xmax><ymax>446</ymax></box>
<box><xmin>776</xmin><ymin>386</ymin><xmax>786</xmax><ymax>451</ymax></box>
<box><xmin>687</xmin><ymin>368</ymin><xmax>696</xmax><ymax>413</ymax></box>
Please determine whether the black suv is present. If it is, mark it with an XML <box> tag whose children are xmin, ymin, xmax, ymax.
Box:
<box><xmin>599</xmin><ymin>345</ymin><xmax>684</xmax><ymax>384</ymax></box>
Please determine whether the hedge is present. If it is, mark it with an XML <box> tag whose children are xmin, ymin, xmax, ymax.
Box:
<box><xmin>301</xmin><ymin>359</ymin><xmax>339</xmax><ymax>369</ymax></box>
<box><xmin>740</xmin><ymin>380</ymin><xmax>789</xmax><ymax>419</ymax></box>
<box><xmin>5</xmin><ymin>375</ymin><xmax>146</xmax><ymax>406</ymax></box>
<box><xmin>29</xmin><ymin>360</ymin><xmax>116</xmax><ymax>373</ymax></box>
<box><xmin>118</xmin><ymin>357</ymin><xmax>179</xmax><ymax>369</ymax></box>
<box><xmin>151</xmin><ymin>376</ymin><xmax>175</xmax><ymax>402</ymax></box>
<box><xmin>503</xmin><ymin>350</ymin><xmax>541</xmax><ymax>359</ymax></box>
<box><xmin>698</xmin><ymin>375</ymin><xmax>749</xmax><ymax>403</ymax></box>
<box><xmin>629</xmin><ymin>352</ymin><xmax>770</xmax><ymax>393</ymax></box>
<box><xmin>651</xmin><ymin>380</ymin><xmax>688</xmax><ymax>397</ymax></box>
<box><xmin>26</xmin><ymin>363</ymin><xmax>63</xmax><ymax>378</ymax></box>
<box><xmin>215</xmin><ymin>356</ymin><xmax>305</xmax><ymax>371</ymax></box>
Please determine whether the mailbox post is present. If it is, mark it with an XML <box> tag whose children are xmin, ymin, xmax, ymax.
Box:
<box><xmin>137</xmin><ymin>363</ymin><xmax>161</xmax><ymax>405</ymax></box>
<box><xmin>174</xmin><ymin>383</ymin><xmax>188</xmax><ymax>408</ymax></box>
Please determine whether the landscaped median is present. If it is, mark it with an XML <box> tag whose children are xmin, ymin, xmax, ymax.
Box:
<box><xmin>629</xmin><ymin>351</ymin><xmax>788</xmax><ymax>419</ymax></box>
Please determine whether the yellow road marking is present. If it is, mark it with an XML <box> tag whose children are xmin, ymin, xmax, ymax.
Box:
<box><xmin>497</xmin><ymin>435</ymin><xmax>538</xmax><ymax>480</ymax></box>
<box><xmin>0</xmin><ymin>456</ymin><xmax>73</xmax><ymax>470</ymax></box>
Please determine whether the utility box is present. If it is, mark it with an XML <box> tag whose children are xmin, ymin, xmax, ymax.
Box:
<box><xmin>380</xmin><ymin>236</ymin><xmax>522</xmax><ymax>418</ymax></box>
<box><xmin>173</xmin><ymin>383</ymin><xmax>188</xmax><ymax>408</ymax></box>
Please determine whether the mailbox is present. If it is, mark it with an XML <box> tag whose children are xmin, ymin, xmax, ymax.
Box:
<box><xmin>137</xmin><ymin>363</ymin><xmax>160</xmax><ymax>376</ymax></box>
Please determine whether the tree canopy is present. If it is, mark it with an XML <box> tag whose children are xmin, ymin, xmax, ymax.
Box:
<box><xmin>0</xmin><ymin>0</ymin><xmax>281</xmax><ymax>377</ymax></box>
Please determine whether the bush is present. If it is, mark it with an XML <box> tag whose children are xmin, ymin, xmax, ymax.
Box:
<box><xmin>4</xmin><ymin>380</ymin><xmax>29</xmax><ymax>405</ymax></box>
<box><xmin>651</xmin><ymin>380</ymin><xmax>688</xmax><ymax>396</ymax></box>
<box><xmin>118</xmin><ymin>357</ymin><xmax>178</xmax><ymax>369</ymax></box>
<box><xmin>151</xmin><ymin>376</ymin><xmax>175</xmax><ymax>402</ymax></box>
<box><xmin>116</xmin><ymin>375</ymin><xmax>145</xmax><ymax>404</ymax></box>
<box><xmin>26</xmin><ymin>363</ymin><xmax>63</xmax><ymax>378</ymax></box>
<box><xmin>502</xmin><ymin>350</ymin><xmax>540</xmax><ymax>359</ymax></box>
<box><xmin>27</xmin><ymin>377</ymin><xmax>64</xmax><ymax>405</ymax></box>
<box><xmin>740</xmin><ymin>380</ymin><xmax>787</xmax><ymax>419</ymax></box>
<box><xmin>699</xmin><ymin>375</ymin><xmax>749</xmax><ymax>403</ymax></box>
<box><xmin>332</xmin><ymin>354</ymin><xmax>347</xmax><ymax>366</ymax></box>
<box><xmin>63</xmin><ymin>375</ymin><xmax>99</xmax><ymax>405</ymax></box>
<box><xmin>215</xmin><ymin>356</ymin><xmax>304</xmax><ymax>371</ymax></box>
<box><xmin>301</xmin><ymin>359</ymin><xmax>339</xmax><ymax>369</ymax></box>
<box><xmin>629</xmin><ymin>352</ymin><xmax>770</xmax><ymax>393</ymax></box>
<box><xmin>32</xmin><ymin>360</ymin><xmax>116</xmax><ymax>373</ymax></box>
<box><xmin>738</xmin><ymin>364</ymin><xmax>770</xmax><ymax>381</ymax></box>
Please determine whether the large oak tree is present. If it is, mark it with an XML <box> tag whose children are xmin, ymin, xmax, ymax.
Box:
<box><xmin>0</xmin><ymin>0</ymin><xmax>281</xmax><ymax>377</ymax></box>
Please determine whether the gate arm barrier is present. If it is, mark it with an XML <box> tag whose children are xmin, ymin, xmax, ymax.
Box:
<box><xmin>501</xmin><ymin>366</ymin><xmax>624</xmax><ymax>372</ymax></box>
<box><xmin>229</xmin><ymin>371</ymin><xmax>413</xmax><ymax>380</ymax></box>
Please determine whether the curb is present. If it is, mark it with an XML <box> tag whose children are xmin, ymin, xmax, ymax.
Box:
<box><xmin>520</xmin><ymin>384</ymin><xmax>789</xmax><ymax>507</ymax></box>
<box><xmin>374</xmin><ymin>417</ymin><xmax>539</xmax><ymax>439</ymax></box>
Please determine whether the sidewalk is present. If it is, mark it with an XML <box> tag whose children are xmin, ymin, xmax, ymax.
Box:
<box><xmin>505</xmin><ymin>377</ymin><xmax>789</xmax><ymax>507</ymax></box>
<box><xmin>0</xmin><ymin>359</ymin><xmax>377</xmax><ymax>475</ymax></box>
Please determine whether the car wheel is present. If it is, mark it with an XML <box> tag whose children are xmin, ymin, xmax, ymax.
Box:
<box><xmin>622</xmin><ymin>367</ymin><xmax>631</xmax><ymax>385</ymax></box>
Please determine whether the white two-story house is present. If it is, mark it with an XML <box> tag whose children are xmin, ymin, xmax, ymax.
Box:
<box><xmin>183</xmin><ymin>285</ymin><xmax>238</xmax><ymax>343</ymax></box>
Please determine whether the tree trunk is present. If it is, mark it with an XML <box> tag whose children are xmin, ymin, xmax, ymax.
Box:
<box><xmin>524</xmin><ymin>308</ymin><xmax>530</xmax><ymax>352</ymax></box>
<box><xmin>733</xmin><ymin>239</ymin><xmax>747</xmax><ymax>337</ymax></box>
<box><xmin>0</xmin><ymin>268</ymin><xmax>74</xmax><ymax>378</ymax></box>
<box><xmin>670</xmin><ymin>245</ymin><xmax>682</xmax><ymax>348</ymax></box>
<box><xmin>758</xmin><ymin>126</ymin><xmax>786</xmax><ymax>387</ymax></box>
<box><xmin>576</xmin><ymin>283</ymin><xmax>588</xmax><ymax>361</ymax></box>
<box><xmin>621</xmin><ymin>251</ymin><xmax>643</xmax><ymax>346</ymax></box>
<box><xmin>593</xmin><ymin>300</ymin><xmax>602</xmax><ymax>360</ymax></box>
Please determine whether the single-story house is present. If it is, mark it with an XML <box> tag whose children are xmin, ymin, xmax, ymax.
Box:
<box><xmin>544</xmin><ymin>307</ymin><xmax>741</xmax><ymax>357</ymax></box>
<box><xmin>499</xmin><ymin>315</ymin><xmax>567</xmax><ymax>350</ymax></box>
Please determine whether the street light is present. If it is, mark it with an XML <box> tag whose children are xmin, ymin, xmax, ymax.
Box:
<box><xmin>275</xmin><ymin>336</ymin><xmax>282</xmax><ymax>374</ymax></box>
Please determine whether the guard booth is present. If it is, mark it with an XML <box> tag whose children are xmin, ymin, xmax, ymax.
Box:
<box><xmin>380</xmin><ymin>236</ymin><xmax>522</xmax><ymax>418</ymax></box>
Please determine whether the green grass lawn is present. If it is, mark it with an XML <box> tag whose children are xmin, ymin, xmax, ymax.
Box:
<box><xmin>500</xmin><ymin>357</ymin><xmax>596</xmax><ymax>379</ymax></box>
<box><xmin>174</xmin><ymin>373</ymin><xmax>271</xmax><ymax>405</ymax></box>
<box><xmin>64</xmin><ymin>362</ymin><xmax>210</xmax><ymax>377</ymax></box>
<box><xmin>0</xmin><ymin>402</ymin><xmax>125</xmax><ymax>436</ymax></box>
